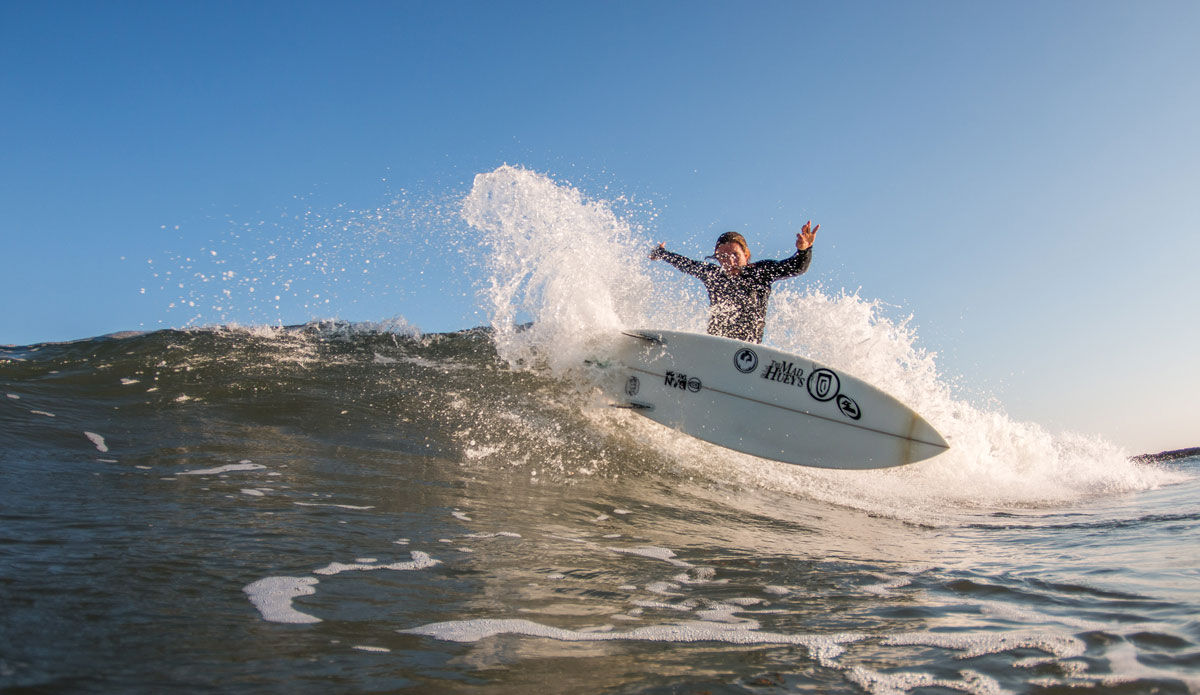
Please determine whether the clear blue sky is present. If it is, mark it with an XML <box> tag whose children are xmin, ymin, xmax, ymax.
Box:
<box><xmin>2</xmin><ymin>1</ymin><xmax>1197</xmax><ymax>453</ymax></box>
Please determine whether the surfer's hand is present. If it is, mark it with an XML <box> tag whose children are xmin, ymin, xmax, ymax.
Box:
<box><xmin>650</xmin><ymin>243</ymin><xmax>666</xmax><ymax>260</ymax></box>
<box><xmin>796</xmin><ymin>221</ymin><xmax>819</xmax><ymax>251</ymax></box>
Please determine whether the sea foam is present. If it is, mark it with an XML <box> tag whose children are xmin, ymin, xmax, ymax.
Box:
<box><xmin>243</xmin><ymin>576</ymin><xmax>321</xmax><ymax>624</ymax></box>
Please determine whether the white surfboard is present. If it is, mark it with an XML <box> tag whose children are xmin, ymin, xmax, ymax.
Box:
<box><xmin>599</xmin><ymin>329</ymin><xmax>949</xmax><ymax>469</ymax></box>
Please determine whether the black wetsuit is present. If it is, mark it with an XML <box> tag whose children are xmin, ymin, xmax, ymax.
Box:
<box><xmin>652</xmin><ymin>247</ymin><xmax>812</xmax><ymax>344</ymax></box>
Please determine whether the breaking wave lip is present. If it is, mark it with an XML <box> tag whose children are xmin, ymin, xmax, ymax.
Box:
<box><xmin>455</xmin><ymin>165</ymin><xmax>1192</xmax><ymax>516</ymax></box>
<box><xmin>169</xmin><ymin>317</ymin><xmax>424</xmax><ymax>342</ymax></box>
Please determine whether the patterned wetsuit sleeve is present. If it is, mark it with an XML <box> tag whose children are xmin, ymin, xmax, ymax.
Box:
<box><xmin>754</xmin><ymin>248</ymin><xmax>812</xmax><ymax>283</ymax></box>
<box><xmin>654</xmin><ymin>249</ymin><xmax>712</xmax><ymax>280</ymax></box>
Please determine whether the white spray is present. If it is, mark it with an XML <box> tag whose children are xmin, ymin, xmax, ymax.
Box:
<box><xmin>462</xmin><ymin>165</ymin><xmax>1181</xmax><ymax>517</ymax></box>
<box><xmin>462</xmin><ymin>165</ymin><xmax>660</xmax><ymax>372</ymax></box>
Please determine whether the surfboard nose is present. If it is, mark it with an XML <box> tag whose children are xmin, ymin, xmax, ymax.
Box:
<box><xmin>905</xmin><ymin>414</ymin><xmax>950</xmax><ymax>464</ymax></box>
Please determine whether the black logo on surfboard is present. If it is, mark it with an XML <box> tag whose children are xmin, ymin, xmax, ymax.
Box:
<box><xmin>807</xmin><ymin>368</ymin><xmax>840</xmax><ymax>402</ymax></box>
<box><xmin>665</xmin><ymin>371</ymin><xmax>702</xmax><ymax>393</ymax></box>
<box><xmin>625</xmin><ymin>376</ymin><xmax>640</xmax><ymax>397</ymax></box>
<box><xmin>762</xmin><ymin>359</ymin><xmax>804</xmax><ymax>387</ymax></box>
<box><xmin>733</xmin><ymin>348</ymin><xmax>758</xmax><ymax>374</ymax></box>
<box><xmin>837</xmin><ymin>394</ymin><xmax>861</xmax><ymax>420</ymax></box>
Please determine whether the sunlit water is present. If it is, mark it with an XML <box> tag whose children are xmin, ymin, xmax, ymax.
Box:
<box><xmin>2</xmin><ymin>167</ymin><xmax>1196</xmax><ymax>693</ymax></box>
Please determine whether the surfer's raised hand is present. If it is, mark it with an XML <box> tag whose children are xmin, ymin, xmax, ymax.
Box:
<box><xmin>796</xmin><ymin>221</ymin><xmax>819</xmax><ymax>251</ymax></box>
<box><xmin>649</xmin><ymin>242</ymin><xmax>666</xmax><ymax>260</ymax></box>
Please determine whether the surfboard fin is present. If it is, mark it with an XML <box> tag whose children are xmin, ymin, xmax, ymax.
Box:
<box><xmin>621</xmin><ymin>331</ymin><xmax>662</xmax><ymax>344</ymax></box>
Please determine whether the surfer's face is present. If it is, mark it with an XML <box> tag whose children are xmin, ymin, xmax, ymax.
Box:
<box><xmin>714</xmin><ymin>241</ymin><xmax>749</xmax><ymax>274</ymax></box>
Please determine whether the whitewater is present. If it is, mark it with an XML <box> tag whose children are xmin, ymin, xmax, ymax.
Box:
<box><xmin>1</xmin><ymin>166</ymin><xmax>1196</xmax><ymax>693</ymax></box>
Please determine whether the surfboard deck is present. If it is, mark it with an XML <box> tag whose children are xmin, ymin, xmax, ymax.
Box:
<box><xmin>596</xmin><ymin>329</ymin><xmax>949</xmax><ymax>470</ymax></box>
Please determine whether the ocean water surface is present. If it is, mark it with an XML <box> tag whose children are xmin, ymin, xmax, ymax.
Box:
<box><xmin>2</xmin><ymin>167</ymin><xmax>1196</xmax><ymax>693</ymax></box>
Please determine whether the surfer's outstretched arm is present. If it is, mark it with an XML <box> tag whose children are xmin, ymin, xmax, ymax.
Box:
<box><xmin>753</xmin><ymin>221</ymin><xmax>818</xmax><ymax>282</ymax></box>
<box><xmin>755</xmin><ymin>247</ymin><xmax>812</xmax><ymax>282</ymax></box>
<box><xmin>650</xmin><ymin>243</ymin><xmax>710</xmax><ymax>279</ymax></box>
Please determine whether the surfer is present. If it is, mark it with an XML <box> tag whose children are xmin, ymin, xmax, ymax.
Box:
<box><xmin>649</xmin><ymin>222</ymin><xmax>818</xmax><ymax>344</ymax></box>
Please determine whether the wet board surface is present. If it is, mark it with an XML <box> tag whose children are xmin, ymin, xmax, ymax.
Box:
<box><xmin>601</xmin><ymin>329</ymin><xmax>949</xmax><ymax>469</ymax></box>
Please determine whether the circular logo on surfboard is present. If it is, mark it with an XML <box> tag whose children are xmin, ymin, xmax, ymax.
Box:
<box><xmin>837</xmin><ymin>394</ymin><xmax>861</xmax><ymax>420</ymax></box>
<box><xmin>807</xmin><ymin>368</ymin><xmax>840</xmax><ymax>402</ymax></box>
<box><xmin>625</xmin><ymin>376</ymin><xmax>640</xmax><ymax>396</ymax></box>
<box><xmin>733</xmin><ymin>348</ymin><xmax>759</xmax><ymax>374</ymax></box>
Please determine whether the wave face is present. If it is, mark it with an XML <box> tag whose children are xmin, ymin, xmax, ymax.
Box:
<box><xmin>2</xmin><ymin>167</ymin><xmax>1196</xmax><ymax>692</ymax></box>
